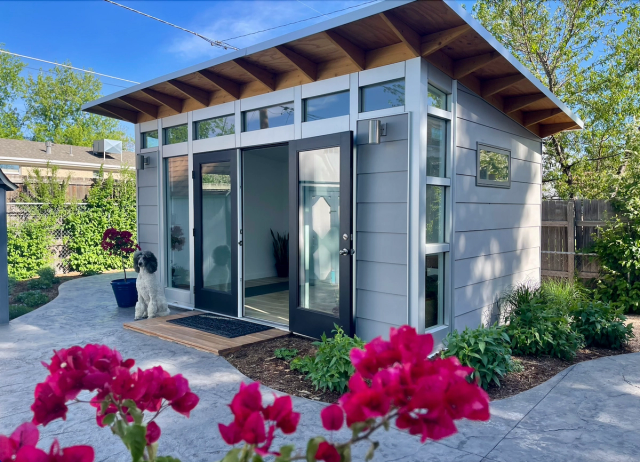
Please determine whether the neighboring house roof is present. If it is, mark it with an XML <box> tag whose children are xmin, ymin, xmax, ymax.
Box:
<box><xmin>0</xmin><ymin>138</ymin><xmax>135</xmax><ymax>171</ymax></box>
<box><xmin>82</xmin><ymin>0</ymin><xmax>582</xmax><ymax>138</ymax></box>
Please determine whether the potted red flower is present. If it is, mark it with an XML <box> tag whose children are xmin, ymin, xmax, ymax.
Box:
<box><xmin>101</xmin><ymin>228</ymin><xmax>140</xmax><ymax>308</ymax></box>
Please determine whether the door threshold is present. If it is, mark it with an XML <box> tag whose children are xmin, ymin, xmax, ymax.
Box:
<box><xmin>242</xmin><ymin>315</ymin><xmax>290</xmax><ymax>332</ymax></box>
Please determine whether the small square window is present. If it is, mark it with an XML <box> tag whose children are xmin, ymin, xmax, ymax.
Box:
<box><xmin>243</xmin><ymin>103</ymin><xmax>294</xmax><ymax>132</ymax></box>
<box><xmin>427</xmin><ymin>85</ymin><xmax>448</xmax><ymax>111</ymax></box>
<box><xmin>360</xmin><ymin>79</ymin><xmax>405</xmax><ymax>113</ymax></box>
<box><xmin>163</xmin><ymin>125</ymin><xmax>188</xmax><ymax>145</ymax></box>
<box><xmin>142</xmin><ymin>130</ymin><xmax>158</xmax><ymax>149</ymax></box>
<box><xmin>425</xmin><ymin>254</ymin><xmax>444</xmax><ymax>329</ymax></box>
<box><xmin>0</xmin><ymin>164</ymin><xmax>19</xmax><ymax>172</ymax></box>
<box><xmin>303</xmin><ymin>91</ymin><xmax>350</xmax><ymax>122</ymax></box>
<box><xmin>477</xmin><ymin>143</ymin><xmax>511</xmax><ymax>188</ymax></box>
<box><xmin>194</xmin><ymin>115</ymin><xmax>235</xmax><ymax>139</ymax></box>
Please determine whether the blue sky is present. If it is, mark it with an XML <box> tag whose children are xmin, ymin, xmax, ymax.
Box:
<box><xmin>0</xmin><ymin>0</ymin><xmax>473</xmax><ymax>137</ymax></box>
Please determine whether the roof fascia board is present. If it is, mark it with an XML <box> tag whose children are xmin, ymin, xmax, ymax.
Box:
<box><xmin>0</xmin><ymin>156</ymin><xmax>128</xmax><ymax>170</ymax></box>
<box><xmin>82</xmin><ymin>0</ymin><xmax>412</xmax><ymax>111</ymax></box>
<box><xmin>443</xmin><ymin>0</ymin><xmax>583</xmax><ymax>128</ymax></box>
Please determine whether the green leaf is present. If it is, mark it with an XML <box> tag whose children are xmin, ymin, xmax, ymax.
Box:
<box><xmin>306</xmin><ymin>437</ymin><xmax>325</xmax><ymax>462</ymax></box>
<box><xmin>122</xmin><ymin>424</ymin><xmax>147</xmax><ymax>462</ymax></box>
<box><xmin>156</xmin><ymin>457</ymin><xmax>182</xmax><ymax>462</ymax></box>
<box><xmin>147</xmin><ymin>443</ymin><xmax>158</xmax><ymax>462</ymax></box>
<box><xmin>274</xmin><ymin>445</ymin><xmax>296</xmax><ymax>462</ymax></box>
<box><xmin>220</xmin><ymin>448</ymin><xmax>241</xmax><ymax>462</ymax></box>
<box><xmin>102</xmin><ymin>413</ymin><xmax>116</xmax><ymax>426</ymax></box>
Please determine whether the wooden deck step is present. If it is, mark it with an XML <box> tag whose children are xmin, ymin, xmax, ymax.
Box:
<box><xmin>123</xmin><ymin>312</ymin><xmax>288</xmax><ymax>355</ymax></box>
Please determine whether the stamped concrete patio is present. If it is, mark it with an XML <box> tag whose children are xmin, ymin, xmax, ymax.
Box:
<box><xmin>1</xmin><ymin>274</ymin><xmax>639</xmax><ymax>461</ymax></box>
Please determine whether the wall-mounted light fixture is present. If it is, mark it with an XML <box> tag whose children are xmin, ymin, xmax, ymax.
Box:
<box><xmin>368</xmin><ymin>119</ymin><xmax>386</xmax><ymax>144</ymax></box>
<box><xmin>136</xmin><ymin>155</ymin><xmax>150</xmax><ymax>170</ymax></box>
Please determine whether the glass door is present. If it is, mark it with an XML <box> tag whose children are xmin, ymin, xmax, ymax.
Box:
<box><xmin>193</xmin><ymin>150</ymin><xmax>238</xmax><ymax>316</ymax></box>
<box><xmin>289</xmin><ymin>132</ymin><xmax>353</xmax><ymax>338</ymax></box>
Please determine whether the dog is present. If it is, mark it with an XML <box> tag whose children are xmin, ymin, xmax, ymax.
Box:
<box><xmin>133</xmin><ymin>250</ymin><xmax>171</xmax><ymax>320</ymax></box>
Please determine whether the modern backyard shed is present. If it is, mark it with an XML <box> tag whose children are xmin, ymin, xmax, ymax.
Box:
<box><xmin>83</xmin><ymin>0</ymin><xmax>582</xmax><ymax>343</ymax></box>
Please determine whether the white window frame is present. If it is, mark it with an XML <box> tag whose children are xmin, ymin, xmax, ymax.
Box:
<box><xmin>476</xmin><ymin>142</ymin><xmax>512</xmax><ymax>189</ymax></box>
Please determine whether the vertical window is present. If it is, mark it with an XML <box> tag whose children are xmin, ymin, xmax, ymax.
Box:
<box><xmin>194</xmin><ymin>115</ymin><xmax>235</xmax><ymax>139</ymax></box>
<box><xmin>243</xmin><ymin>103</ymin><xmax>294</xmax><ymax>132</ymax></box>
<box><xmin>427</xmin><ymin>116</ymin><xmax>446</xmax><ymax>178</ymax></box>
<box><xmin>163</xmin><ymin>124</ymin><xmax>188</xmax><ymax>145</ymax></box>
<box><xmin>425</xmin><ymin>254</ymin><xmax>443</xmax><ymax>329</ymax></box>
<box><xmin>426</xmin><ymin>186</ymin><xmax>445</xmax><ymax>244</ymax></box>
<box><xmin>303</xmin><ymin>91</ymin><xmax>350</xmax><ymax>121</ymax></box>
<box><xmin>360</xmin><ymin>79</ymin><xmax>405</xmax><ymax>113</ymax></box>
<box><xmin>428</xmin><ymin>85</ymin><xmax>448</xmax><ymax>110</ymax></box>
<box><xmin>142</xmin><ymin>130</ymin><xmax>158</xmax><ymax>149</ymax></box>
<box><xmin>477</xmin><ymin>143</ymin><xmax>511</xmax><ymax>188</ymax></box>
<box><xmin>165</xmin><ymin>156</ymin><xmax>190</xmax><ymax>290</ymax></box>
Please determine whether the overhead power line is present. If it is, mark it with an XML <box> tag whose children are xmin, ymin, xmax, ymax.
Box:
<box><xmin>0</xmin><ymin>50</ymin><xmax>139</xmax><ymax>84</ymax></box>
<box><xmin>104</xmin><ymin>0</ymin><xmax>239</xmax><ymax>51</ymax></box>
<box><xmin>222</xmin><ymin>0</ymin><xmax>380</xmax><ymax>41</ymax></box>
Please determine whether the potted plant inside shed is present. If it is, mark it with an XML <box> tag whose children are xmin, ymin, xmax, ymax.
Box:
<box><xmin>102</xmin><ymin>228</ymin><xmax>140</xmax><ymax>307</ymax></box>
<box><xmin>270</xmin><ymin>229</ymin><xmax>289</xmax><ymax>277</ymax></box>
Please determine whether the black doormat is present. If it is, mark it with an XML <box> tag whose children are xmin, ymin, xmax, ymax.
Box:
<box><xmin>167</xmin><ymin>314</ymin><xmax>272</xmax><ymax>338</ymax></box>
<box><xmin>245</xmin><ymin>282</ymin><xmax>289</xmax><ymax>298</ymax></box>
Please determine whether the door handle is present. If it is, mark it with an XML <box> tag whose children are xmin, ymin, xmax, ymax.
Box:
<box><xmin>238</xmin><ymin>240</ymin><xmax>243</xmax><ymax>246</ymax></box>
<box><xmin>340</xmin><ymin>248</ymin><xmax>354</xmax><ymax>256</ymax></box>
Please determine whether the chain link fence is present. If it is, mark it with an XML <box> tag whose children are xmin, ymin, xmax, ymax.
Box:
<box><xmin>8</xmin><ymin>203</ymin><xmax>87</xmax><ymax>274</ymax></box>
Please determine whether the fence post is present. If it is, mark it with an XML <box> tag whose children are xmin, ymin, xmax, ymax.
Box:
<box><xmin>567</xmin><ymin>200</ymin><xmax>575</xmax><ymax>277</ymax></box>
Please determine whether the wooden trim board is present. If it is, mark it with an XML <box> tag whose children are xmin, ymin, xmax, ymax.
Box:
<box><xmin>123</xmin><ymin>312</ymin><xmax>289</xmax><ymax>355</ymax></box>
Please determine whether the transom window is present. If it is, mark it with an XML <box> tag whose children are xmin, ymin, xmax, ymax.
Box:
<box><xmin>194</xmin><ymin>115</ymin><xmax>235</xmax><ymax>139</ymax></box>
<box><xmin>360</xmin><ymin>78</ymin><xmax>405</xmax><ymax>113</ymax></box>
<box><xmin>428</xmin><ymin>85</ymin><xmax>448</xmax><ymax>111</ymax></box>
<box><xmin>477</xmin><ymin>143</ymin><xmax>511</xmax><ymax>188</ymax></box>
<box><xmin>163</xmin><ymin>124</ymin><xmax>188</xmax><ymax>145</ymax></box>
<box><xmin>243</xmin><ymin>103</ymin><xmax>294</xmax><ymax>132</ymax></box>
<box><xmin>141</xmin><ymin>130</ymin><xmax>158</xmax><ymax>149</ymax></box>
<box><xmin>303</xmin><ymin>91</ymin><xmax>350</xmax><ymax>122</ymax></box>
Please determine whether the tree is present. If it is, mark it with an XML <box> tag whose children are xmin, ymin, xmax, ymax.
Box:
<box><xmin>19</xmin><ymin>162</ymin><xmax>72</xmax><ymax>207</ymax></box>
<box><xmin>0</xmin><ymin>44</ymin><xmax>25</xmax><ymax>139</ymax></box>
<box><xmin>472</xmin><ymin>0</ymin><xmax>640</xmax><ymax>199</ymax></box>
<box><xmin>23</xmin><ymin>64</ymin><xmax>132</xmax><ymax>147</ymax></box>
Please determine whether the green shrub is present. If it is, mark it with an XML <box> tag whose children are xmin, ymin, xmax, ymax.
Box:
<box><xmin>571</xmin><ymin>301</ymin><xmax>634</xmax><ymax>349</ymax></box>
<box><xmin>14</xmin><ymin>290</ymin><xmax>49</xmax><ymax>308</ymax></box>
<box><xmin>290</xmin><ymin>325</ymin><xmax>365</xmax><ymax>394</ymax></box>
<box><xmin>274</xmin><ymin>348</ymin><xmax>298</xmax><ymax>361</ymax></box>
<box><xmin>502</xmin><ymin>283</ymin><xmax>584</xmax><ymax>360</ymax></box>
<box><xmin>540</xmin><ymin>278</ymin><xmax>586</xmax><ymax>312</ymax></box>
<box><xmin>9</xmin><ymin>304</ymin><xmax>35</xmax><ymax>320</ymax></box>
<box><xmin>64</xmin><ymin>167</ymin><xmax>137</xmax><ymax>275</ymax></box>
<box><xmin>8</xmin><ymin>276</ymin><xmax>17</xmax><ymax>293</ymax></box>
<box><xmin>27</xmin><ymin>266</ymin><xmax>59</xmax><ymax>289</ymax></box>
<box><xmin>7</xmin><ymin>216</ymin><xmax>55</xmax><ymax>280</ymax></box>
<box><xmin>442</xmin><ymin>324</ymin><xmax>516</xmax><ymax>389</ymax></box>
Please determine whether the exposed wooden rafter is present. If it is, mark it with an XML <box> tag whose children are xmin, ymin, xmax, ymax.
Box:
<box><xmin>539</xmin><ymin>122</ymin><xmax>580</xmax><ymax>138</ymax></box>
<box><xmin>421</xmin><ymin>25</ymin><xmax>471</xmax><ymax>57</ymax></box>
<box><xmin>166</xmin><ymin>80</ymin><xmax>211</xmax><ymax>107</ymax></box>
<box><xmin>119</xmin><ymin>96</ymin><xmax>158</xmax><ymax>119</ymax></box>
<box><xmin>379</xmin><ymin>12</ymin><xmax>421</xmax><ymax>57</ymax></box>
<box><xmin>274</xmin><ymin>46</ymin><xmax>317</xmax><ymax>82</ymax></box>
<box><xmin>323</xmin><ymin>30</ymin><xmax>365</xmax><ymax>71</ymax></box>
<box><xmin>481</xmin><ymin>74</ymin><xmax>526</xmax><ymax>98</ymax></box>
<box><xmin>234</xmin><ymin>59</ymin><xmax>276</xmax><ymax>91</ymax></box>
<box><xmin>100</xmin><ymin>104</ymin><xmax>139</xmax><ymax>123</ymax></box>
<box><xmin>523</xmin><ymin>108</ymin><xmax>563</xmax><ymax>127</ymax></box>
<box><xmin>140</xmin><ymin>88</ymin><xmax>183</xmax><ymax>114</ymax></box>
<box><xmin>196</xmin><ymin>70</ymin><xmax>240</xmax><ymax>100</ymax></box>
<box><xmin>453</xmin><ymin>51</ymin><xmax>502</xmax><ymax>79</ymax></box>
<box><xmin>503</xmin><ymin>93</ymin><xmax>547</xmax><ymax>113</ymax></box>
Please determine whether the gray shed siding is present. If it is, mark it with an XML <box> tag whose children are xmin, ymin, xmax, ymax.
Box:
<box><xmin>453</xmin><ymin>85</ymin><xmax>542</xmax><ymax>330</ymax></box>
<box><xmin>137</xmin><ymin>151</ymin><xmax>160</xmax><ymax>258</ymax></box>
<box><xmin>355</xmin><ymin>114</ymin><xmax>409</xmax><ymax>340</ymax></box>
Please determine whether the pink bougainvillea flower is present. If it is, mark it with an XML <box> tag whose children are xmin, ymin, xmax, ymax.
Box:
<box><xmin>31</xmin><ymin>382</ymin><xmax>69</xmax><ymax>426</ymax></box>
<box><xmin>145</xmin><ymin>422</ymin><xmax>161</xmax><ymax>446</ymax></box>
<box><xmin>170</xmin><ymin>392</ymin><xmax>200</xmax><ymax>418</ymax></box>
<box><xmin>46</xmin><ymin>440</ymin><xmax>94</xmax><ymax>462</ymax></box>
<box><xmin>315</xmin><ymin>441</ymin><xmax>340</xmax><ymax>462</ymax></box>
<box><xmin>320</xmin><ymin>404</ymin><xmax>344</xmax><ymax>431</ymax></box>
<box><xmin>241</xmin><ymin>411</ymin><xmax>266</xmax><ymax>445</ymax></box>
<box><xmin>263</xmin><ymin>395</ymin><xmax>300</xmax><ymax>434</ymax></box>
<box><xmin>159</xmin><ymin>373</ymin><xmax>189</xmax><ymax>402</ymax></box>
<box><xmin>1</xmin><ymin>424</ymin><xmax>94</xmax><ymax>462</ymax></box>
<box><xmin>254</xmin><ymin>425</ymin><xmax>277</xmax><ymax>457</ymax></box>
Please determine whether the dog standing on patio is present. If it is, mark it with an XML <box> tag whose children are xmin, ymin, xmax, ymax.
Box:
<box><xmin>134</xmin><ymin>250</ymin><xmax>170</xmax><ymax>320</ymax></box>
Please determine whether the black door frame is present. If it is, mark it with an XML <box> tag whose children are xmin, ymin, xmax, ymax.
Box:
<box><xmin>193</xmin><ymin>149</ymin><xmax>238</xmax><ymax>317</ymax></box>
<box><xmin>288</xmin><ymin>131</ymin><xmax>354</xmax><ymax>338</ymax></box>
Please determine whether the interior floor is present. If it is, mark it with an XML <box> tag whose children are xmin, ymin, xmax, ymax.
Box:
<box><xmin>244</xmin><ymin>277</ymin><xmax>289</xmax><ymax>325</ymax></box>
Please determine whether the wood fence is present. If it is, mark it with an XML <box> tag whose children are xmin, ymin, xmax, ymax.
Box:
<box><xmin>541</xmin><ymin>199</ymin><xmax>616</xmax><ymax>278</ymax></box>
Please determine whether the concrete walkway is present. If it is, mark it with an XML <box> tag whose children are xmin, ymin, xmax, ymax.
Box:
<box><xmin>1</xmin><ymin>274</ymin><xmax>639</xmax><ymax>461</ymax></box>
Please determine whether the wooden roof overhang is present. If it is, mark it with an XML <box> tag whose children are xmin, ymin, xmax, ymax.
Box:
<box><xmin>82</xmin><ymin>0</ymin><xmax>583</xmax><ymax>138</ymax></box>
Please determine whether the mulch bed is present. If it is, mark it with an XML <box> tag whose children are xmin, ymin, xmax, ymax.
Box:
<box><xmin>9</xmin><ymin>274</ymin><xmax>86</xmax><ymax>319</ymax></box>
<box><xmin>225</xmin><ymin>315</ymin><xmax>640</xmax><ymax>403</ymax></box>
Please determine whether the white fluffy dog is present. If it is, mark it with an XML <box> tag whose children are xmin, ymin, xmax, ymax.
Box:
<box><xmin>134</xmin><ymin>250</ymin><xmax>171</xmax><ymax>320</ymax></box>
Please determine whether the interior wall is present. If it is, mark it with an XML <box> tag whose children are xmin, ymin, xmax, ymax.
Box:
<box><xmin>243</xmin><ymin>146</ymin><xmax>289</xmax><ymax>281</ymax></box>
